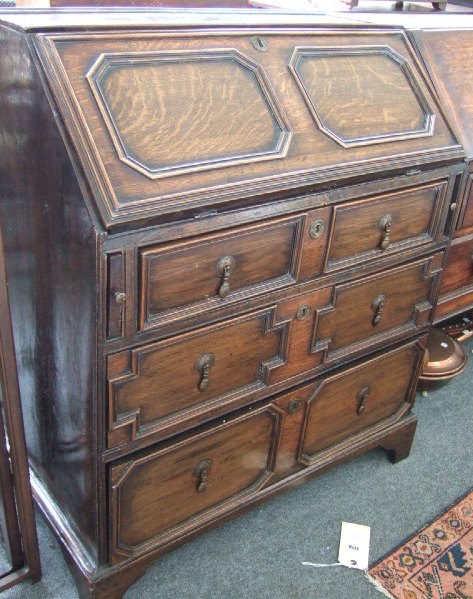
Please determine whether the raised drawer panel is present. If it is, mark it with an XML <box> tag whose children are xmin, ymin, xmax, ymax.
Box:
<box><xmin>107</xmin><ymin>308</ymin><xmax>286</xmax><ymax>448</ymax></box>
<box><xmin>109</xmin><ymin>405</ymin><xmax>281</xmax><ymax>562</ymax></box>
<box><xmin>326</xmin><ymin>181</ymin><xmax>447</xmax><ymax>271</ymax></box>
<box><xmin>299</xmin><ymin>341</ymin><xmax>423</xmax><ymax>462</ymax></box>
<box><xmin>36</xmin><ymin>30</ymin><xmax>460</xmax><ymax>227</ymax></box>
<box><xmin>315</xmin><ymin>253</ymin><xmax>442</xmax><ymax>364</ymax></box>
<box><xmin>138</xmin><ymin>213</ymin><xmax>326</xmax><ymax>330</ymax></box>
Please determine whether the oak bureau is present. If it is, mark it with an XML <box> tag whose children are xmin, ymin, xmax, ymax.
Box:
<box><xmin>0</xmin><ymin>9</ymin><xmax>466</xmax><ymax>598</ymax></box>
<box><xmin>412</xmin><ymin>25</ymin><xmax>473</xmax><ymax>321</ymax></box>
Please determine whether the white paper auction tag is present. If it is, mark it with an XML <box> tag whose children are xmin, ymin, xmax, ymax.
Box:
<box><xmin>338</xmin><ymin>522</ymin><xmax>370</xmax><ymax>570</ymax></box>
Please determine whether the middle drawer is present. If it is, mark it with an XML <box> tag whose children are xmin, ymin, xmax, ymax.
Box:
<box><xmin>107</xmin><ymin>253</ymin><xmax>441</xmax><ymax>452</ymax></box>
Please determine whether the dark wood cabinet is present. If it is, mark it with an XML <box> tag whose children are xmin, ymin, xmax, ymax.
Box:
<box><xmin>0</xmin><ymin>10</ymin><xmax>466</xmax><ymax>599</ymax></box>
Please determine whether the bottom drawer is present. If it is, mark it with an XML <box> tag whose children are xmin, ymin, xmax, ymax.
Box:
<box><xmin>436</xmin><ymin>233</ymin><xmax>473</xmax><ymax>320</ymax></box>
<box><xmin>108</xmin><ymin>338</ymin><xmax>425</xmax><ymax>563</ymax></box>
<box><xmin>299</xmin><ymin>339</ymin><xmax>425</xmax><ymax>464</ymax></box>
<box><xmin>109</xmin><ymin>405</ymin><xmax>283</xmax><ymax>563</ymax></box>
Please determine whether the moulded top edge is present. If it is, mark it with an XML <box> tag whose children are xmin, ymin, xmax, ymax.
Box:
<box><xmin>0</xmin><ymin>9</ymin><xmax>365</xmax><ymax>33</ymax></box>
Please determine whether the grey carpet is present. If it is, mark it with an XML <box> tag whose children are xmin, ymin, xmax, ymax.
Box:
<box><xmin>2</xmin><ymin>338</ymin><xmax>472</xmax><ymax>599</ymax></box>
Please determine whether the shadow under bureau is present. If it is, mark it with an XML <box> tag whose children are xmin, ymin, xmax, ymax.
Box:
<box><xmin>0</xmin><ymin>9</ymin><xmax>466</xmax><ymax>598</ymax></box>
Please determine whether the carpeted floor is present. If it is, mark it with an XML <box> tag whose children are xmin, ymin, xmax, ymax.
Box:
<box><xmin>368</xmin><ymin>488</ymin><xmax>473</xmax><ymax>598</ymax></box>
<box><xmin>1</xmin><ymin>337</ymin><xmax>471</xmax><ymax>599</ymax></box>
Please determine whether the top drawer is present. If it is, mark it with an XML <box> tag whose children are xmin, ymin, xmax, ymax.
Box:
<box><xmin>326</xmin><ymin>180</ymin><xmax>448</xmax><ymax>271</ymax></box>
<box><xmin>129</xmin><ymin>178</ymin><xmax>449</xmax><ymax>334</ymax></box>
<box><xmin>138</xmin><ymin>210</ymin><xmax>327</xmax><ymax>331</ymax></box>
<box><xmin>35</xmin><ymin>29</ymin><xmax>461</xmax><ymax>227</ymax></box>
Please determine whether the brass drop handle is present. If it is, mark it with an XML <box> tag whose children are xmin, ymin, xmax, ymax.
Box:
<box><xmin>195</xmin><ymin>353</ymin><xmax>215</xmax><ymax>392</ymax></box>
<box><xmin>357</xmin><ymin>386</ymin><xmax>370</xmax><ymax>416</ymax></box>
<box><xmin>216</xmin><ymin>256</ymin><xmax>236</xmax><ymax>299</ymax></box>
<box><xmin>372</xmin><ymin>293</ymin><xmax>387</xmax><ymax>327</ymax></box>
<box><xmin>379</xmin><ymin>214</ymin><xmax>392</xmax><ymax>251</ymax></box>
<box><xmin>194</xmin><ymin>458</ymin><xmax>212</xmax><ymax>493</ymax></box>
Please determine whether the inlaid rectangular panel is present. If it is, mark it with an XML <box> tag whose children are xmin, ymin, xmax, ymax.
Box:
<box><xmin>34</xmin><ymin>29</ymin><xmax>461</xmax><ymax>227</ymax></box>
<box><xmin>325</xmin><ymin>180</ymin><xmax>448</xmax><ymax>271</ymax></box>
<box><xmin>139</xmin><ymin>215</ymin><xmax>306</xmax><ymax>331</ymax></box>
<box><xmin>109</xmin><ymin>404</ymin><xmax>282</xmax><ymax>562</ymax></box>
<box><xmin>314</xmin><ymin>253</ymin><xmax>443</xmax><ymax>364</ymax></box>
<box><xmin>299</xmin><ymin>340</ymin><xmax>424</xmax><ymax>463</ymax></box>
<box><xmin>106</xmin><ymin>308</ymin><xmax>287</xmax><ymax>449</ymax></box>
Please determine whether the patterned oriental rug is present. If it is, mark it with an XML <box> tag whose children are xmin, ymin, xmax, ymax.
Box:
<box><xmin>368</xmin><ymin>490</ymin><xmax>473</xmax><ymax>599</ymax></box>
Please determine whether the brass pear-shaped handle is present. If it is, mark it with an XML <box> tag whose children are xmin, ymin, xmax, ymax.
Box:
<box><xmin>379</xmin><ymin>214</ymin><xmax>392</xmax><ymax>251</ymax></box>
<box><xmin>195</xmin><ymin>353</ymin><xmax>215</xmax><ymax>392</ymax></box>
<box><xmin>216</xmin><ymin>256</ymin><xmax>236</xmax><ymax>299</ymax></box>
<box><xmin>357</xmin><ymin>386</ymin><xmax>370</xmax><ymax>416</ymax></box>
<box><xmin>194</xmin><ymin>458</ymin><xmax>212</xmax><ymax>493</ymax></box>
<box><xmin>372</xmin><ymin>293</ymin><xmax>387</xmax><ymax>327</ymax></box>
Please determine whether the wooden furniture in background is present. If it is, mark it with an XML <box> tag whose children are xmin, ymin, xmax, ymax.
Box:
<box><xmin>0</xmin><ymin>9</ymin><xmax>466</xmax><ymax>598</ymax></box>
<box><xmin>0</xmin><ymin>228</ymin><xmax>41</xmax><ymax>592</ymax></box>
<box><xmin>410</xmin><ymin>28</ymin><xmax>473</xmax><ymax>321</ymax></box>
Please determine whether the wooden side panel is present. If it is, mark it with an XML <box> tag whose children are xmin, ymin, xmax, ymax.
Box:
<box><xmin>440</xmin><ymin>235</ymin><xmax>473</xmax><ymax>296</ymax></box>
<box><xmin>0</xmin><ymin>27</ymin><xmax>100</xmax><ymax>559</ymax></box>
<box><xmin>109</xmin><ymin>405</ymin><xmax>281</xmax><ymax>561</ymax></box>
<box><xmin>413</xmin><ymin>29</ymin><xmax>473</xmax><ymax>159</ymax></box>
<box><xmin>435</xmin><ymin>233</ymin><xmax>473</xmax><ymax>320</ymax></box>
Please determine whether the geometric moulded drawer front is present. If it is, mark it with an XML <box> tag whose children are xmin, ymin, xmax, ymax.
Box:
<box><xmin>109</xmin><ymin>406</ymin><xmax>280</xmax><ymax>561</ymax></box>
<box><xmin>314</xmin><ymin>253</ymin><xmax>443</xmax><ymax>365</ymax></box>
<box><xmin>106</xmin><ymin>308</ymin><xmax>285</xmax><ymax>449</ymax></box>
<box><xmin>87</xmin><ymin>50</ymin><xmax>292</xmax><ymax>179</ymax></box>
<box><xmin>300</xmin><ymin>341</ymin><xmax>423</xmax><ymax>462</ymax></box>
<box><xmin>289</xmin><ymin>46</ymin><xmax>435</xmax><ymax>147</ymax></box>
<box><xmin>326</xmin><ymin>180</ymin><xmax>448</xmax><ymax>270</ymax></box>
<box><xmin>139</xmin><ymin>215</ymin><xmax>302</xmax><ymax>330</ymax></box>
